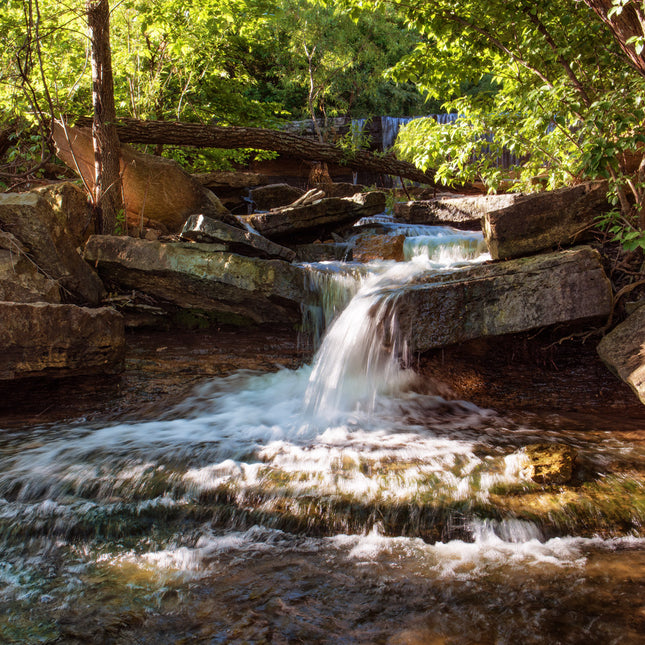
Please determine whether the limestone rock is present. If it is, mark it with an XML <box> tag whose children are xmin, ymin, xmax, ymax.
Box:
<box><xmin>83</xmin><ymin>235</ymin><xmax>316</xmax><ymax>325</ymax></box>
<box><xmin>295</xmin><ymin>243</ymin><xmax>352</xmax><ymax>262</ymax></box>
<box><xmin>53</xmin><ymin>122</ymin><xmax>237</xmax><ymax>233</ymax></box>
<box><xmin>34</xmin><ymin>181</ymin><xmax>98</xmax><ymax>246</ymax></box>
<box><xmin>0</xmin><ymin>190</ymin><xmax>104</xmax><ymax>305</ymax></box>
<box><xmin>518</xmin><ymin>443</ymin><xmax>577</xmax><ymax>485</ymax></box>
<box><xmin>248</xmin><ymin>183</ymin><xmax>305</xmax><ymax>211</ymax></box>
<box><xmin>597</xmin><ymin>306</ymin><xmax>645</xmax><ymax>405</ymax></box>
<box><xmin>245</xmin><ymin>191</ymin><xmax>386</xmax><ymax>243</ymax></box>
<box><xmin>394</xmin><ymin>193</ymin><xmax>520</xmax><ymax>229</ymax></box>
<box><xmin>180</xmin><ymin>214</ymin><xmax>296</xmax><ymax>262</ymax></box>
<box><xmin>394</xmin><ymin>246</ymin><xmax>612</xmax><ymax>352</ymax></box>
<box><xmin>353</xmin><ymin>233</ymin><xmax>406</xmax><ymax>262</ymax></box>
<box><xmin>482</xmin><ymin>182</ymin><xmax>608</xmax><ymax>260</ymax></box>
<box><xmin>0</xmin><ymin>302</ymin><xmax>125</xmax><ymax>380</ymax></box>
<box><xmin>0</xmin><ymin>238</ymin><xmax>61</xmax><ymax>303</ymax></box>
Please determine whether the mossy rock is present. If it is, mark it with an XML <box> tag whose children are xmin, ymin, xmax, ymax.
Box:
<box><xmin>519</xmin><ymin>442</ymin><xmax>577</xmax><ymax>485</ymax></box>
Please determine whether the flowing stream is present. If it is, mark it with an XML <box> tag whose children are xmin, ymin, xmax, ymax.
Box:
<box><xmin>1</xmin><ymin>223</ymin><xmax>645</xmax><ymax>644</ymax></box>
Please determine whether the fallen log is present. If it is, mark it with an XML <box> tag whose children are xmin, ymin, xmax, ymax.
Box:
<box><xmin>72</xmin><ymin>116</ymin><xmax>439</xmax><ymax>186</ymax></box>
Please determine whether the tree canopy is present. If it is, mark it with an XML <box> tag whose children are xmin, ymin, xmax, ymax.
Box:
<box><xmin>3</xmin><ymin>0</ymin><xmax>645</xmax><ymax>247</ymax></box>
<box><xmin>350</xmin><ymin>0</ymin><xmax>645</xmax><ymax>248</ymax></box>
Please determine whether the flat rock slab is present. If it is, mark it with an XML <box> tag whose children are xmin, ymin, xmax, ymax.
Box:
<box><xmin>393</xmin><ymin>246</ymin><xmax>612</xmax><ymax>352</ymax></box>
<box><xmin>84</xmin><ymin>235</ymin><xmax>315</xmax><ymax>325</ymax></box>
<box><xmin>394</xmin><ymin>193</ymin><xmax>520</xmax><ymax>229</ymax></box>
<box><xmin>597</xmin><ymin>306</ymin><xmax>645</xmax><ymax>405</ymax></box>
<box><xmin>180</xmin><ymin>214</ymin><xmax>296</xmax><ymax>262</ymax></box>
<box><xmin>482</xmin><ymin>182</ymin><xmax>608</xmax><ymax>260</ymax></box>
<box><xmin>0</xmin><ymin>302</ymin><xmax>125</xmax><ymax>380</ymax></box>
<box><xmin>245</xmin><ymin>191</ymin><xmax>386</xmax><ymax>243</ymax></box>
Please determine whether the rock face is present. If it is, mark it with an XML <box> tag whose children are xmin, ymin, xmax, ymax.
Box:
<box><xmin>394</xmin><ymin>246</ymin><xmax>612</xmax><ymax>353</ymax></box>
<box><xmin>353</xmin><ymin>233</ymin><xmax>406</xmax><ymax>262</ymax></box>
<box><xmin>0</xmin><ymin>232</ymin><xmax>60</xmax><ymax>303</ymax></box>
<box><xmin>0</xmin><ymin>302</ymin><xmax>125</xmax><ymax>380</ymax></box>
<box><xmin>181</xmin><ymin>214</ymin><xmax>296</xmax><ymax>262</ymax></box>
<box><xmin>84</xmin><ymin>235</ymin><xmax>315</xmax><ymax>325</ymax></box>
<box><xmin>482</xmin><ymin>182</ymin><xmax>608</xmax><ymax>260</ymax></box>
<box><xmin>295</xmin><ymin>243</ymin><xmax>351</xmax><ymax>262</ymax></box>
<box><xmin>517</xmin><ymin>443</ymin><xmax>577</xmax><ymax>485</ymax></box>
<box><xmin>244</xmin><ymin>191</ymin><xmax>386</xmax><ymax>243</ymax></box>
<box><xmin>597</xmin><ymin>306</ymin><xmax>645</xmax><ymax>405</ymax></box>
<box><xmin>53</xmin><ymin>122</ymin><xmax>235</xmax><ymax>233</ymax></box>
<box><xmin>394</xmin><ymin>193</ymin><xmax>520</xmax><ymax>229</ymax></box>
<box><xmin>0</xmin><ymin>187</ymin><xmax>104</xmax><ymax>305</ymax></box>
<box><xmin>248</xmin><ymin>183</ymin><xmax>306</xmax><ymax>211</ymax></box>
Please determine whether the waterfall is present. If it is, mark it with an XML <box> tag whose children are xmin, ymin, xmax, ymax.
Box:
<box><xmin>303</xmin><ymin>224</ymin><xmax>490</xmax><ymax>420</ymax></box>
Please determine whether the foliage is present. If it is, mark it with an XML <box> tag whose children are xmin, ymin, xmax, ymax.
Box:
<box><xmin>0</xmin><ymin>0</ymin><xmax>429</xmax><ymax>178</ymax></box>
<box><xmin>347</xmin><ymin>0</ymin><xmax>645</xmax><ymax>250</ymax></box>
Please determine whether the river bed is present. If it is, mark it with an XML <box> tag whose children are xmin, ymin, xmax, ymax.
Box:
<box><xmin>1</xmin><ymin>226</ymin><xmax>644</xmax><ymax>644</ymax></box>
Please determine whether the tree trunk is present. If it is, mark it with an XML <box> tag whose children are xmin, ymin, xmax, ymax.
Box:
<box><xmin>86</xmin><ymin>0</ymin><xmax>123</xmax><ymax>234</ymax></box>
<box><xmin>73</xmin><ymin>116</ymin><xmax>440</xmax><ymax>187</ymax></box>
<box><xmin>583</xmin><ymin>0</ymin><xmax>645</xmax><ymax>78</ymax></box>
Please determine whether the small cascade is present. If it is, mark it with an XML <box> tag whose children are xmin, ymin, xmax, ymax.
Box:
<box><xmin>304</xmin><ymin>225</ymin><xmax>490</xmax><ymax>419</ymax></box>
<box><xmin>304</xmin><ymin>261</ymin><xmax>423</xmax><ymax>419</ymax></box>
<box><xmin>1</xmin><ymin>212</ymin><xmax>645</xmax><ymax>643</ymax></box>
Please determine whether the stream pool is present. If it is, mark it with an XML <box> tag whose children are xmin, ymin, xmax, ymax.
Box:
<box><xmin>1</xmin><ymin>225</ymin><xmax>644</xmax><ymax>644</ymax></box>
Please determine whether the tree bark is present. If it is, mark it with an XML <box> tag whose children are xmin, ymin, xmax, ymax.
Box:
<box><xmin>583</xmin><ymin>0</ymin><xmax>645</xmax><ymax>78</ymax></box>
<box><xmin>73</xmin><ymin>116</ymin><xmax>440</xmax><ymax>186</ymax></box>
<box><xmin>86</xmin><ymin>0</ymin><xmax>123</xmax><ymax>234</ymax></box>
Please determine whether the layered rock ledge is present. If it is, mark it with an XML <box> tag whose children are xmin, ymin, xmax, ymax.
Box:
<box><xmin>0</xmin><ymin>302</ymin><xmax>125</xmax><ymax>380</ymax></box>
<box><xmin>84</xmin><ymin>235</ymin><xmax>316</xmax><ymax>325</ymax></box>
<box><xmin>393</xmin><ymin>246</ymin><xmax>612</xmax><ymax>352</ymax></box>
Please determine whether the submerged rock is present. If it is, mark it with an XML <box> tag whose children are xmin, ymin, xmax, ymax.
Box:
<box><xmin>0</xmin><ymin>186</ymin><xmax>104</xmax><ymax>305</ymax></box>
<box><xmin>83</xmin><ymin>235</ymin><xmax>315</xmax><ymax>325</ymax></box>
<box><xmin>180</xmin><ymin>213</ymin><xmax>296</xmax><ymax>262</ymax></box>
<box><xmin>597</xmin><ymin>306</ymin><xmax>645</xmax><ymax>405</ymax></box>
<box><xmin>395</xmin><ymin>246</ymin><xmax>612</xmax><ymax>352</ymax></box>
<box><xmin>482</xmin><ymin>182</ymin><xmax>608</xmax><ymax>260</ymax></box>
<box><xmin>244</xmin><ymin>191</ymin><xmax>386</xmax><ymax>243</ymax></box>
<box><xmin>518</xmin><ymin>443</ymin><xmax>577</xmax><ymax>485</ymax></box>
<box><xmin>0</xmin><ymin>302</ymin><xmax>124</xmax><ymax>380</ymax></box>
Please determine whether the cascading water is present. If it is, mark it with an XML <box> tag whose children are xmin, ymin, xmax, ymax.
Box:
<box><xmin>1</xmin><ymin>224</ymin><xmax>645</xmax><ymax>643</ymax></box>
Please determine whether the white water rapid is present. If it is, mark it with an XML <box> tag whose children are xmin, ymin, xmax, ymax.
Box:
<box><xmin>1</xmin><ymin>221</ymin><xmax>644</xmax><ymax>644</ymax></box>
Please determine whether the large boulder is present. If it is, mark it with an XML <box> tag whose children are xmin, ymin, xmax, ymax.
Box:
<box><xmin>393</xmin><ymin>246</ymin><xmax>612</xmax><ymax>352</ymax></box>
<box><xmin>0</xmin><ymin>302</ymin><xmax>125</xmax><ymax>380</ymax></box>
<box><xmin>180</xmin><ymin>214</ymin><xmax>296</xmax><ymax>262</ymax></box>
<box><xmin>244</xmin><ymin>191</ymin><xmax>386</xmax><ymax>243</ymax></box>
<box><xmin>0</xmin><ymin>188</ymin><xmax>104</xmax><ymax>305</ymax></box>
<box><xmin>52</xmin><ymin>122</ymin><xmax>236</xmax><ymax>233</ymax></box>
<box><xmin>0</xmin><ymin>232</ymin><xmax>60</xmax><ymax>303</ymax></box>
<box><xmin>83</xmin><ymin>235</ymin><xmax>316</xmax><ymax>325</ymax></box>
<box><xmin>394</xmin><ymin>193</ymin><xmax>520</xmax><ymax>229</ymax></box>
<box><xmin>482</xmin><ymin>182</ymin><xmax>608</xmax><ymax>260</ymax></box>
<box><xmin>597</xmin><ymin>306</ymin><xmax>645</xmax><ymax>405</ymax></box>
